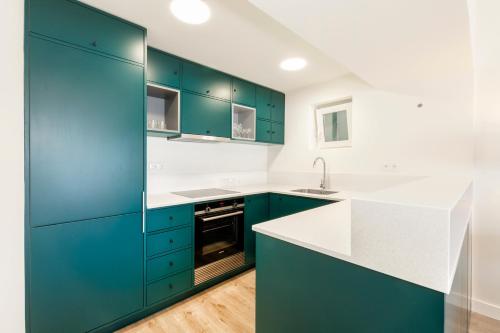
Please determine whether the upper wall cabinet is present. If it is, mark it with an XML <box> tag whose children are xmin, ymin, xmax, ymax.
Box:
<box><xmin>256</xmin><ymin>86</ymin><xmax>285</xmax><ymax>123</ymax></box>
<box><xmin>232</xmin><ymin>78</ymin><xmax>256</xmax><ymax>107</ymax></box>
<box><xmin>182</xmin><ymin>62</ymin><xmax>231</xmax><ymax>101</ymax></box>
<box><xmin>147</xmin><ymin>48</ymin><xmax>181</xmax><ymax>88</ymax></box>
<box><xmin>182</xmin><ymin>92</ymin><xmax>231</xmax><ymax>138</ymax></box>
<box><xmin>30</xmin><ymin>0</ymin><xmax>145</xmax><ymax>64</ymax></box>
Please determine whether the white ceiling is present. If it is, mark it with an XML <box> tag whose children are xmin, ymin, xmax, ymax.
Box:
<box><xmin>249</xmin><ymin>0</ymin><xmax>474</xmax><ymax>99</ymax></box>
<box><xmin>80</xmin><ymin>0</ymin><xmax>349</xmax><ymax>92</ymax></box>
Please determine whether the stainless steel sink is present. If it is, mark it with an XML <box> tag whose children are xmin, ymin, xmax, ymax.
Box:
<box><xmin>291</xmin><ymin>189</ymin><xmax>337</xmax><ymax>195</ymax></box>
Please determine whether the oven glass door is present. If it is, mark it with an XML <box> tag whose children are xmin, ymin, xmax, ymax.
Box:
<box><xmin>195</xmin><ymin>210</ymin><xmax>243</xmax><ymax>267</ymax></box>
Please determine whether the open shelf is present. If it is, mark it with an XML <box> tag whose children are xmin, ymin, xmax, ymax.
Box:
<box><xmin>232</xmin><ymin>104</ymin><xmax>256</xmax><ymax>141</ymax></box>
<box><xmin>147</xmin><ymin>83</ymin><xmax>180</xmax><ymax>136</ymax></box>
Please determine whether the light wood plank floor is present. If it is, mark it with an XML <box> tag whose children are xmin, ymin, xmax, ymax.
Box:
<box><xmin>118</xmin><ymin>269</ymin><xmax>500</xmax><ymax>333</ymax></box>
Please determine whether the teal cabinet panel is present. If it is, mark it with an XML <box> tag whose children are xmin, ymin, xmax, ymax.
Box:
<box><xmin>244</xmin><ymin>194</ymin><xmax>269</xmax><ymax>265</ymax></box>
<box><xmin>147</xmin><ymin>204</ymin><xmax>193</xmax><ymax>233</ymax></box>
<box><xmin>147</xmin><ymin>270</ymin><xmax>193</xmax><ymax>306</ymax></box>
<box><xmin>256</xmin><ymin>119</ymin><xmax>272</xmax><ymax>143</ymax></box>
<box><xmin>147</xmin><ymin>48</ymin><xmax>181</xmax><ymax>88</ymax></box>
<box><xmin>29</xmin><ymin>36</ymin><xmax>144</xmax><ymax>227</ymax></box>
<box><xmin>269</xmin><ymin>194</ymin><xmax>331</xmax><ymax>219</ymax></box>
<box><xmin>147</xmin><ymin>248</ymin><xmax>193</xmax><ymax>283</ymax></box>
<box><xmin>271</xmin><ymin>91</ymin><xmax>285</xmax><ymax>123</ymax></box>
<box><xmin>30</xmin><ymin>0</ymin><xmax>144</xmax><ymax>63</ymax></box>
<box><xmin>182</xmin><ymin>62</ymin><xmax>231</xmax><ymax>100</ymax></box>
<box><xmin>256</xmin><ymin>234</ymin><xmax>445</xmax><ymax>333</ymax></box>
<box><xmin>271</xmin><ymin>122</ymin><xmax>284</xmax><ymax>144</ymax></box>
<box><xmin>181</xmin><ymin>92</ymin><xmax>231</xmax><ymax>138</ymax></box>
<box><xmin>30</xmin><ymin>213</ymin><xmax>144</xmax><ymax>333</ymax></box>
<box><xmin>147</xmin><ymin>227</ymin><xmax>192</xmax><ymax>257</ymax></box>
<box><xmin>256</xmin><ymin>86</ymin><xmax>272</xmax><ymax>120</ymax></box>
<box><xmin>232</xmin><ymin>77</ymin><xmax>256</xmax><ymax>107</ymax></box>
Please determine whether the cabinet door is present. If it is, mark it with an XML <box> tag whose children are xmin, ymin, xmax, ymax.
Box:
<box><xmin>29</xmin><ymin>36</ymin><xmax>144</xmax><ymax>227</ymax></box>
<box><xmin>182</xmin><ymin>62</ymin><xmax>231</xmax><ymax>100</ymax></box>
<box><xmin>181</xmin><ymin>92</ymin><xmax>231</xmax><ymax>137</ymax></box>
<box><xmin>271</xmin><ymin>122</ymin><xmax>285</xmax><ymax>144</ymax></box>
<box><xmin>256</xmin><ymin>86</ymin><xmax>272</xmax><ymax>120</ymax></box>
<box><xmin>271</xmin><ymin>91</ymin><xmax>285</xmax><ymax>123</ymax></box>
<box><xmin>30</xmin><ymin>0</ymin><xmax>144</xmax><ymax>63</ymax></box>
<box><xmin>256</xmin><ymin>119</ymin><xmax>272</xmax><ymax>143</ymax></box>
<box><xmin>147</xmin><ymin>48</ymin><xmax>181</xmax><ymax>88</ymax></box>
<box><xmin>269</xmin><ymin>193</ymin><xmax>285</xmax><ymax>219</ymax></box>
<box><xmin>30</xmin><ymin>213</ymin><xmax>144</xmax><ymax>333</ymax></box>
<box><xmin>232</xmin><ymin>78</ymin><xmax>256</xmax><ymax>107</ymax></box>
<box><xmin>244</xmin><ymin>194</ymin><xmax>270</xmax><ymax>264</ymax></box>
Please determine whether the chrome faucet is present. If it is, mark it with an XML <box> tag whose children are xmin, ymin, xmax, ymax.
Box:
<box><xmin>313</xmin><ymin>157</ymin><xmax>326</xmax><ymax>190</ymax></box>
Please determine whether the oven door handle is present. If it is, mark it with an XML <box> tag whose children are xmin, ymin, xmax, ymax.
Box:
<box><xmin>200</xmin><ymin>210</ymin><xmax>243</xmax><ymax>222</ymax></box>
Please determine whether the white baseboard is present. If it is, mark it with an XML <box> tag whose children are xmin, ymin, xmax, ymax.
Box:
<box><xmin>472</xmin><ymin>298</ymin><xmax>500</xmax><ymax>320</ymax></box>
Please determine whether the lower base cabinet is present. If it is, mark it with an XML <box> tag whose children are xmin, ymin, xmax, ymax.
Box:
<box><xmin>244</xmin><ymin>194</ymin><xmax>270</xmax><ymax>265</ymax></box>
<box><xmin>269</xmin><ymin>193</ymin><xmax>331</xmax><ymax>219</ymax></box>
<box><xmin>146</xmin><ymin>270</ymin><xmax>193</xmax><ymax>306</ymax></box>
<box><xmin>30</xmin><ymin>213</ymin><xmax>144</xmax><ymax>333</ymax></box>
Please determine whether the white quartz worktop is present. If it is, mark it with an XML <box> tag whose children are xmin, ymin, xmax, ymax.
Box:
<box><xmin>148</xmin><ymin>175</ymin><xmax>473</xmax><ymax>294</ymax></box>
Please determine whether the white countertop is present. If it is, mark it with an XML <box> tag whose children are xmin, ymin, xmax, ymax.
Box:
<box><xmin>148</xmin><ymin>175</ymin><xmax>473</xmax><ymax>294</ymax></box>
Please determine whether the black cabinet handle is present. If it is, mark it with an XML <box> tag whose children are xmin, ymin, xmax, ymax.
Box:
<box><xmin>169</xmin><ymin>283</ymin><xmax>173</xmax><ymax>289</ymax></box>
<box><xmin>174</xmin><ymin>71</ymin><xmax>178</xmax><ymax>75</ymax></box>
<box><xmin>266</xmin><ymin>130</ymin><xmax>270</xmax><ymax>134</ymax></box>
<box><xmin>169</xmin><ymin>239</ymin><xmax>173</xmax><ymax>244</ymax></box>
<box><xmin>272</xmin><ymin>131</ymin><xmax>275</xmax><ymax>134</ymax></box>
<box><xmin>169</xmin><ymin>216</ymin><xmax>173</xmax><ymax>220</ymax></box>
<box><xmin>233</xmin><ymin>89</ymin><xmax>237</xmax><ymax>92</ymax></box>
<box><xmin>90</xmin><ymin>41</ymin><xmax>97</xmax><ymax>47</ymax></box>
<box><xmin>169</xmin><ymin>261</ymin><xmax>174</xmax><ymax>267</ymax></box>
<box><xmin>206</xmin><ymin>130</ymin><xmax>210</xmax><ymax>134</ymax></box>
<box><xmin>272</xmin><ymin>104</ymin><xmax>276</xmax><ymax>108</ymax></box>
<box><xmin>267</xmin><ymin>103</ymin><xmax>271</xmax><ymax>107</ymax></box>
<box><xmin>206</xmin><ymin>90</ymin><xmax>210</xmax><ymax>94</ymax></box>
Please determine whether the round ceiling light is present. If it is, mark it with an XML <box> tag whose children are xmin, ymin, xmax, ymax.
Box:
<box><xmin>170</xmin><ymin>0</ymin><xmax>210</xmax><ymax>25</ymax></box>
<box><xmin>280</xmin><ymin>57</ymin><xmax>307</xmax><ymax>71</ymax></box>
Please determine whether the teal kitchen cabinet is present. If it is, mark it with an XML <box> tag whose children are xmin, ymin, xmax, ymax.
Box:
<box><xmin>29</xmin><ymin>36</ymin><xmax>144</xmax><ymax>227</ymax></box>
<box><xmin>232</xmin><ymin>77</ymin><xmax>256</xmax><ymax>107</ymax></box>
<box><xmin>147</xmin><ymin>47</ymin><xmax>181</xmax><ymax>88</ymax></box>
<box><xmin>255</xmin><ymin>234</ymin><xmax>447</xmax><ymax>333</ymax></box>
<box><xmin>256</xmin><ymin>86</ymin><xmax>272</xmax><ymax>120</ymax></box>
<box><xmin>182</xmin><ymin>61</ymin><xmax>231</xmax><ymax>101</ymax></box>
<box><xmin>147</xmin><ymin>226</ymin><xmax>192</xmax><ymax>257</ymax></box>
<box><xmin>271</xmin><ymin>91</ymin><xmax>285</xmax><ymax>123</ymax></box>
<box><xmin>30</xmin><ymin>213</ymin><xmax>144</xmax><ymax>333</ymax></box>
<box><xmin>147</xmin><ymin>248</ymin><xmax>193</xmax><ymax>283</ymax></box>
<box><xmin>256</xmin><ymin>86</ymin><xmax>285</xmax><ymax>123</ymax></box>
<box><xmin>256</xmin><ymin>120</ymin><xmax>284</xmax><ymax>144</ymax></box>
<box><xmin>30</xmin><ymin>0</ymin><xmax>144</xmax><ymax>64</ymax></box>
<box><xmin>244</xmin><ymin>194</ymin><xmax>270</xmax><ymax>265</ymax></box>
<box><xmin>269</xmin><ymin>193</ymin><xmax>331</xmax><ymax>219</ymax></box>
<box><xmin>146</xmin><ymin>270</ymin><xmax>193</xmax><ymax>306</ymax></box>
<box><xmin>181</xmin><ymin>91</ymin><xmax>231</xmax><ymax>138</ymax></box>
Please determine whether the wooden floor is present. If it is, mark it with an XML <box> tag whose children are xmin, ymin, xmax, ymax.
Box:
<box><xmin>118</xmin><ymin>269</ymin><xmax>500</xmax><ymax>333</ymax></box>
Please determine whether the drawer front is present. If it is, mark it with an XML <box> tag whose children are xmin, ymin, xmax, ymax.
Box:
<box><xmin>147</xmin><ymin>227</ymin><xmax>192</xmax><ymax>257</ymax></box>
<box><xmin>147</xmin><ymin>270</ymin><xmax>192</xmax><ymax>306</ymax></box>
<box><xmin>147</xmin><ymin>48</ymin><xmax>181</xmax><ymax>88</ymax></box>
<box><xmin>147</xmin><ymin>205</ymin><xmax>192</xmax><ymax>233</ymax></box>
<box><xmin>181</xmin><ymin>92</ymin><xmax>231</xmax><ymax>138</ymax></box>
<box><xmin>30</xmin><ymin>0</ymin><xmax>144</xmax><ymax>64</ymax></box>
<box><xmin>147</xmin><ymin>248</ymin><xmax>193</xmax><ymax>283</ymax></box>
<box><xmin>232</xmin><ymin>78</ymin><xmax>256</xmax><ymax>107</ymax></box>
<box><xmin>182</xmin><ymin>62</ymin><xmax>231</xmax><ymax>100</ymax></box>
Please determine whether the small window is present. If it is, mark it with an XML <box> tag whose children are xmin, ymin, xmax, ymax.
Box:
<box><xmin>315</xmin><ymin>98</ymin><xmax>352</xmax><ymax>148</ymax></box>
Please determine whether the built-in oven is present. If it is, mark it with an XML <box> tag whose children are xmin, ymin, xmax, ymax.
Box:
<box><xmin>194</xmin><ymin>197</ymin><xmax>245</xmax><ymax>285</ymax></box>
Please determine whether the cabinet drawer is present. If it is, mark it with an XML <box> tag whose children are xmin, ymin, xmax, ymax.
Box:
<box><xmin>30</xmin><ymin>0</ymin><xmax>144</xmax><ymax>64</ymax></box>
<box><xmin>182</xmin><ymin>62</ymin><xmax>231</xmax><ymax>100</ymax></box>
<box><xmin>147</xmin><ymin>205</ymin><xmax>192</xmax><ymax>233</ymax></box>
<box><xmin>181</xmin><ymin>92</ymin><xmax>231</xmax><ymax>138</ymax></box>
<box><xmin>147</xmin><ymin>227</ymin><xmax>192</xmax><ymax>257</ymax></box>
<box><xmin>147</xmin><ymin>270</ymin><xmax>192</xmax><ymax>306</ymax></box>
<box><xmin>147</xmin><ymin>248</ymin><xmax>192</xmax><ymax>283</ymax></box>
<box><xmin>147</xmin><ymin>48</ymin><xmax>181</xmax><ymax>88</ymax></box>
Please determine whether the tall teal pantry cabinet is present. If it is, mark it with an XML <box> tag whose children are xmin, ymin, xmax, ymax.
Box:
<box><xmin>26</xmin><ymin>0</ymin><xmax>146</xmax><ymax>332</ymax></box>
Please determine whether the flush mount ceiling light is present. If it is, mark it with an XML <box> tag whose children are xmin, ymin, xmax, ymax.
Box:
<box><xmin>280</xmin><ymin>57</ymin><xmax>307</xmax><ymax>71</ymax></box>
<box><xmin>170</xmin><ymin>0</ymin><xmax>210</xmax><ymax>25</ymax></box>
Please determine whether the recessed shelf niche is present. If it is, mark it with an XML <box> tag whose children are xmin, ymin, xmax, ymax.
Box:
<box><xmin>232</xmin><ymin>104</ymin><xmax>256</xmax><ymax>141</ymax></box>
<box><xmin>147</xmin><ymin>84</ymin><xmax>180</xmax><ymax>134</ymax></box>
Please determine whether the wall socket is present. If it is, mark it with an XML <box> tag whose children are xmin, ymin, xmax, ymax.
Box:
<box><xmin>148</xmin><ymin>163</ymin><xmax>163</xmax><ymax>170</ymax></box>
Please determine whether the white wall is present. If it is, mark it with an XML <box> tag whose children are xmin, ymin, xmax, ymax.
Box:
<box><xmin>268</xmin><ymin>74</ymin><xmax>474</xmax><ymax>188</ymax></box>
<box><xmin>468</xmin><ymin>0</ymin><xmax>500</xmax><ymax>320</ymax></box>
<box><xmin>0</xmin><ymin>0</ymin><xmax>25</xmax><ymax>332</ymax></box>
<box><xmin>147</xmin><ymin>137</ymin><xmax>268</xmax><ymax>194</ymax></box>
